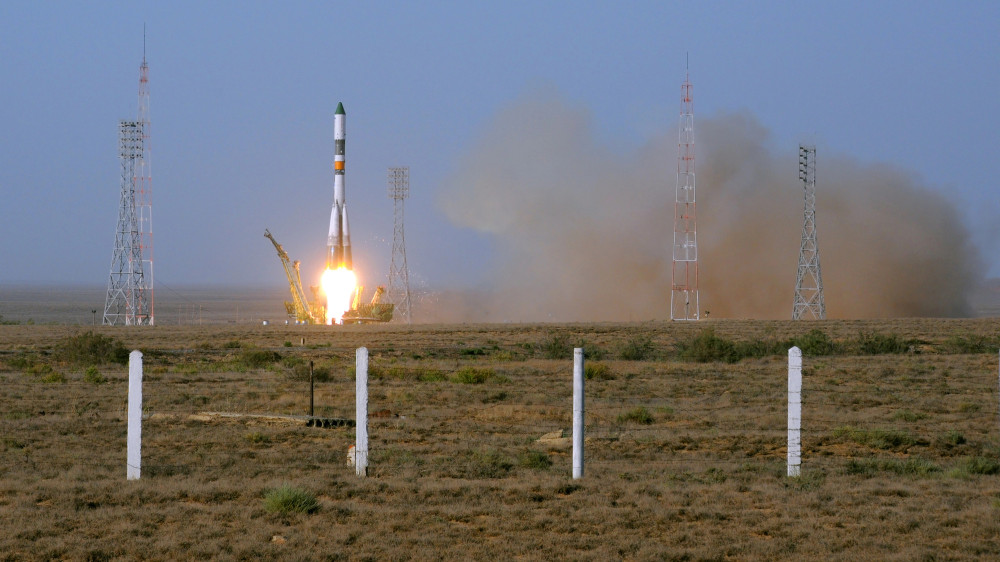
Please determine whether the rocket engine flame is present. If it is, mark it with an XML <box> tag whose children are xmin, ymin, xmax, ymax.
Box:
<box><xmin>321</xmin><ymin>267</ymin><xmax>357</xmax><ymax>324</ymax></box>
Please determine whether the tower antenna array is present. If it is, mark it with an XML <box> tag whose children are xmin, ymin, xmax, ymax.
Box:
<box><xmin>670</xmin><ymin>63</ymin><xmax>700</xmax><ymax>321</ymax></box>
<box><xmin>387</xmin><ymin>167</ymin><xmax>412</xmax><ymax>323</ymax></box>
<box><xmin>104</xmin><ymin>49</ymin><xmax>154</xmax><ymax>325</ymax></box>
<box><xmin>792</xmin><ymin>145</ymin><xmax>825</xmax><ymax>320</ymax></box>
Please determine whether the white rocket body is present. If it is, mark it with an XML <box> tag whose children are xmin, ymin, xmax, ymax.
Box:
<box><xmin>327</xmin><ymin>102</ymin><xmax>351</xmax><ymax>269</ymax></box>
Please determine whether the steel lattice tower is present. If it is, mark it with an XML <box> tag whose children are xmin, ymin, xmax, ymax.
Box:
<box><xmin>792</xmin><ymin>145</ymin><xmax>825</xmax><ymax>320</ymax></box>
<box><xmin>387</xmin><ymin>167</ymin><xmax>412</xmax><ymax>324</ymax></box>
<box><xmin>104</xmin><ymin>50</ymin><xmax>154</xmax><ymax>326</ymax></box>
<box><xmin>670</xmin><ymin>66</ymin><xmax>699</xmax><ymax>321</ymax></box>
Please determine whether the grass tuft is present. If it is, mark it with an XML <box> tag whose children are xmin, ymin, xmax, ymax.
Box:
<box><xmin>584</xmin><ymin>362</ymin><xmax>614</xmax><ymax>380</ymax></box>
<box><xmin>263</xmin><ymin>484</ymin><xmax>319</xmax><ymax>515</ymax></box>
<box><xmin>618</xmin><ymin>406</ymin><xmax>654</xmax><ymax>425</ymax></box>
<box><xmin>451</xmin><ymin>367</ymin><xmax>506</xmax><ymax>384</ymax></box>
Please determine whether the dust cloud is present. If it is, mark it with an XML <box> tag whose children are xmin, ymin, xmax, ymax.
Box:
<box><xmin>434</xmin><ymin>90</ymin><xmax>982</xmax><ymax>321</ymax></box>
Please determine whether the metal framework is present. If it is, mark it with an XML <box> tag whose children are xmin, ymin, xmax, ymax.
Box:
<box><xmin>670</xmin><ymin>66</ymin><xmax>699</xmax><ymax>321</ymax></box>
<box><xmin>386</xmin><ymin>167</ymin><xmax>412</xmax><ymax>324</ymax></box>
<box><xmin>104</xmin><ymin>53</ymin><xmax>154</xmax><ymax>325</ymax></box>
<box><xmin>792</xmin><ymin>145</ymin><xmax>825</xmax><ymax>320</ymax></box>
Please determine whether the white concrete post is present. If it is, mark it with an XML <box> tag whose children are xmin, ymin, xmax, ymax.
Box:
<box><xmin>355</xmin><ymin>347</ymin><xmax>369</xmax><ymax>477</ymax></box>
<box><xmin>573</xmin><ymin>347</ymin><xmax>584</xmax><ymax>479</ymax></box>
<box><xmin>787</xmin><ymin>346</ymin><xmax>802</xmax><ymax>477</ymax></box>
<box><xmin>127</xmin><ymin>350</ymin><xmax>143</xmax><ymax>480</ymax></box>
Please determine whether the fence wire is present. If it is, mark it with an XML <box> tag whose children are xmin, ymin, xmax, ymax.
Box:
<box><xmin>3</xmin><ymin>353</ymin><xmax>999</xmax><ymax>480</ymax></box>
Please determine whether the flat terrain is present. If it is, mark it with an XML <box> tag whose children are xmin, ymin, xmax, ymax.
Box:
<box><xmin>2</xmin><ymin>319</ymin><xmax>1000</xmax><ymax>560</ymax></box>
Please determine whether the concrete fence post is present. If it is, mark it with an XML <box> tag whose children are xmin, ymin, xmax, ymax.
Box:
<box><xmin>355</xmin><ymin>347</ymin><xmax>369</xmax><ymax>477</ymax></box>
<box><xmin>788</xmin><ymin>346</ymin><xmax>802</xmax><ymax>477</ymax></box>
<box><xmin>127</xmin><ymin>350</ymin><xmax>143</xmax><ymax>480</ymax></box>
<box><xmin>573</xmin><ymin>347</ymin><xmax>585</xmax><ymax>479</ymax></box>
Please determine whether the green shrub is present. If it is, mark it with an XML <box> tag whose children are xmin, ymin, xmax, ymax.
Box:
<box><xmin>245</xmin><ymin>432</ymin><xmax>271</xmax><ymax>445</ymax></box>
<box><xmin>941</xmin><ymin>334</ymin><xmax>997</xmax><ymax>354</ymax></box>
<box><xmin>10</xmin><ymin>354</ymin><xmax>33</xmax><ymax>370</ymax></box>
<box><xmin>584</xmin><ymin>362</ymin><xmax>614</xmax><ymax>380</ymax></box>
<box><xmin>417</xmin><ymin>369</ymin><xmax>448</xmax><ymax>382</ymax></box>
<box><xmin>54</xmin><ymin>331</ymin><xmax>129</xmax><ymax>366</ymax></box>
<box><xmin>470</xmin><ymin>449</ymin><xmax>515</xmax><ymax>478</ymax></box>
<box><xmin>618</xmin><ymin>337</ymin><xmax>654</xmax><ymax>361</ymax></box>
<box><xmin>223</xmin><ymin>340</ymin><xmax>242</xmax><ymax>349</ymax></box>
<box><xmin>517</xmin><ymin>449</ymin><xmax>552</xmax><ymax>470</ymax></box>
<box><xmin>677</xmin><ymin>328</ymin><xmax>738</xmax><ymax>363</ymax></box>
<box><xmin>451</xmin><ymin>367</ymin><xmax>500</xmax><ymax>384</ymax></box>
<box><xmin>83</xmin><ymin>365</ymin><xmax>106</xmax><ymax>384</ymax></box>
<box><xmin>27</xmin><ymin>363</ymin><xmax>54</xmax><ymax>376</ymax></box>
<box><xmin>846</xmin><ymin>457</ymin><xmax>939</xmax><ymax>476</ymax></box>
<box><xmin>282</xmin><ymin>341</ymin><xmax>293</xmax><ymax>347</ymax></box>
<box><xmin>263</xmin><ymin>484</ymin><xmax>319</xmax><ymax>515</ymax></box>
<box><xmin>539</xmin><ymin>333</ymin><xmax>572</xmax><ymax>360</ymax></box>
<box><xmin>834</xmin><ymin>426</ymin><xmax>919</xmax><ymax>450</ymax></box>
<box><xmin>482</xmin><ymin>391</ymin><xmax>508</xmax><ymax>403</ymax></box>
<box><xmin>940</xmin><ymin>430</ymin><xmax>967</xmax><ymax>446</ymax></box>
<box><xmin>576</xmin><ymin>341</ymin><xmax>606</xmax><ymax>361</ymax></box>
<box><xmin>856</xmin><ymin>331</ymin><xmax>911</xmax><ymax>355</ymax></box>
<box><xmin>893</xmin><ymin>409</ymin><xmax>926</xmax><ymax>422</ymax></box>
<box><xmin>618</xmin><ymin>406</ymin><xmax>654</xmax><ymax>425</ymax></box>
<box><xmin>963</xmin><ymin>456</ymin><xmax>1000</xmax><ymax>475</ymax></box>
<box><xmin>41</xmin><ymin>371</ymin><xmax>66</xmax><ymax>384</ymax></box>
<box><xmin>238</xmin><ymin>349</ymin><xmax>281</xmax><ymax>369</ymax></box>
<box><xmin>791</xmin><ymin>329</ymin><xmax>837</xmax><ymax>356</ymax></box>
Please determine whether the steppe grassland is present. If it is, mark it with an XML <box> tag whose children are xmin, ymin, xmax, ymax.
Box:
<box><xmin>1</xmin><ymin>319</ymin><xmax>1000</xmax><ymax>560</ymax></box>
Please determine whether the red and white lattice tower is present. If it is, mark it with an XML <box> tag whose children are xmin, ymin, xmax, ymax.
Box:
<box><xmin>104</xmin><ymin>45</ymin><xmax>154</xmax><ymax>325</ymax></box>
<box><xmin>670</xmin><ymin>65</ymin><xmax>699</xmax><ymax>321</ymax></box>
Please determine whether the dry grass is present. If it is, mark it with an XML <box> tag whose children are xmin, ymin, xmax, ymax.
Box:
<box><xmin>2</xmin><ymin>319</ymin><xmax>1000</xmax><ymax>559</ymax></box>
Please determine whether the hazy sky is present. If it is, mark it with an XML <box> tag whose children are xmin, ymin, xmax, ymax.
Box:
<box><xmin>1</xmin><ymin>1</ymin><xmax>998</xmax><ymax>292</ymax></box>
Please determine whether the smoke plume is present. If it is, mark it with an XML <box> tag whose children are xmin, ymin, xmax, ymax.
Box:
<box><xmin>435</xmin><ymin>89</ymin><xmax>982</xmax><ymax>321</ymax></box>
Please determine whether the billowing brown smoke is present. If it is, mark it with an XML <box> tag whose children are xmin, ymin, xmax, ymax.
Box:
<box><xmin>436</xmin><ymin>90</ymin><xmax>982</xmax><ymax>321</ymax></box>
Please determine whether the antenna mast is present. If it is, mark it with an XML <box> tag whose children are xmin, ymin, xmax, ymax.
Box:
<box><xmin>387</xmin><ymin>167</ymin><xmax>412</xmax><ymax>323</ymax></box>
<box><xmin>792</xmin><ymin>145</ymin><xmax>825</xmax><ymax>320</ymax></box>
<box><xmin>104</xmin><ymin>44</ymin><xmax>154</xmax><ymax>325</ymax></box>
<box><xmin>670</xmin><ymin>62</ymin><xmax>700</xmax><ymax>321</ymax></box>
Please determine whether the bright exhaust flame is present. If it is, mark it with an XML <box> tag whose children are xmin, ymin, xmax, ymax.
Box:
<box><xmin>321</xmin><ymin>267</ymin><xmax>357</xmax><ymax>324</ymax></box>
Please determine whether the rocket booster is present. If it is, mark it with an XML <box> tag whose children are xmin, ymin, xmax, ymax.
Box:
<box><xmin>327</xmin><ymin>102</ymin><xmax>351</xmax><ymax>270</ymax></box>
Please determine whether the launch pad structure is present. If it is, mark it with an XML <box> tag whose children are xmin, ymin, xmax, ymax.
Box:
<box><xmin>104</xmin><ymin>51</ymin><xmax>154</xmax><ymax>326</ymax></box>
<box><xmin>792</xmin><ymin>145</ymin><xmax>826</xmax><ymax>320</ymax></box>
<box><xmin>670</xmin><ymin>65</ymin><xmax>700</xmax><ymax>321</ymax></box>
<box><xmin>386</xmin><ymin>167</ymin><xmax>413</xmax><ymax>324</ymax></box>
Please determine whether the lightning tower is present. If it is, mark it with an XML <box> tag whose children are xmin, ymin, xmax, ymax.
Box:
<box><xmin>387</xmin><ymin>167</ymin><xmax>412</xmax><ymax>324</ymax></box>
<box><xmin>104</xmin><ymin>45</ymin><xmax>154</xmax><ymax>326</ymax></box>
<box><xmin>792</xmin><ymin>145</ymin><xmax>825</xmax><ymax>320</ymax></box>
<box><xmin>670</xmin><ymin>63</ymin><xmax>699</xmax><ymax>321</ymax></box>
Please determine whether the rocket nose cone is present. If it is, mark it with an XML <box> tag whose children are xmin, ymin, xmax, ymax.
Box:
<box><xmin>335</xmin><ymin>102</ymin><xmax>345</xmax><ymax>115</ymax></box>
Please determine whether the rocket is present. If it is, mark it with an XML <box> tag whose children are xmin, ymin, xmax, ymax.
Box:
<box><xmin>327</xmin><ymin>102</ymin><xmax>351</xmax><ymax>270</ymax></box>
